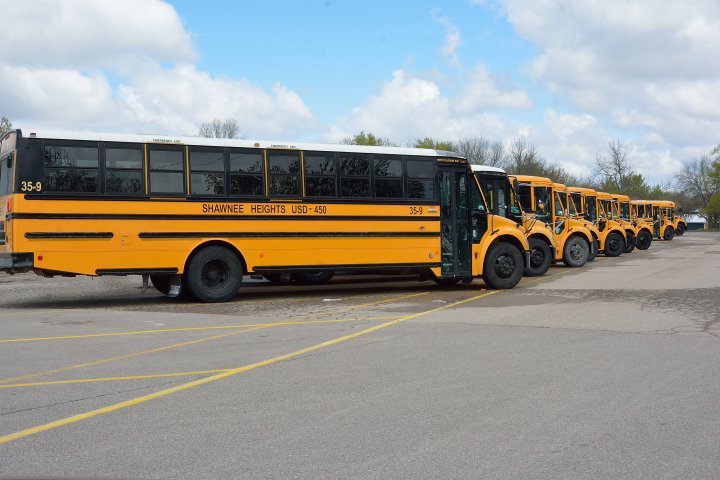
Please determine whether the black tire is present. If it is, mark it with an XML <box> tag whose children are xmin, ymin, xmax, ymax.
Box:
<box><xmin>150</xmin><ymin>274</ymin><xmax>170</xmax><ymax>295</ymax></box>
<box><xmin>636</xmin><ymin>230</ymin><xmax>652</xmax><ymax>250</ymax></box>
<box><xmin>676</xmin><ymin>224</ymin><xmax>685</xmax><ymax>236</ymax></box>
<box><xmin>663</xmin><ymin>226</ymin><xmax>675</xmax><ymax>241</ymax></box>
<box><xmin>433</xmin><ymin>277</ymin><xmax>461</xmax><ymax>287</ymax></box>
<box><xmin>184</xmin><ymin>246</ymin><xmax>243</xmax><ymax>303</ymax></box>
<box><xmin>562</xmin><ymin>235</ymin><xmax>589</xmax><ymax>267</ymax></box>
<box><xmin>293</xmin><ymin>270</ymin><xmax>334</xmax><ymax>285</ymax></box>
<box><xmin>482</xmin><ymin>242</ymin><xmax>524</xmax><ymax>289</ymax></box>
<box><xmin>604</xmin><ymin>232</ymin><xmax>624</xmax><ymax>257</ymax></box>
<box><xmin>524</xmin><ymin>237</ymin><xmax>552</xmax><ymax>276</ymax></box>
<box><xmin>623</xmin><ymin>231</ymin><xmax>636</xmax><ymax>253</ymax></box>
<box><xmin>587</xmin><ymin>239</ymin><xmax>598</xmax><ymax>261</ymax></box>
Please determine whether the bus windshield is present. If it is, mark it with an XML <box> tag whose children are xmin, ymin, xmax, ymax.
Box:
<box><xmin>620</xmin><ymin>202</ymin><xmax>630</xmax><ymax>220</ymax></box>
<box><xmin>0</xmin><ymin>153</ymin><xmax>14</xmax><ymax>197</ymax></box>
<box><xmin>586</xmin><ymin>196</ymin><xmax>597</xmax><ymax>221</ymax></box>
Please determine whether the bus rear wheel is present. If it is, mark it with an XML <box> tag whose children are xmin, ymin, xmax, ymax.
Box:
<box><xmin>604</xmin><ymin>232</ymin><xmax>624</xmax><ymax>257</ymax></box>
<box><xmin>524</xmin><ymin>237</ymin><xmax>552</xmax><ymax>276</ymax></box>
<box><xmin>562</xmin><ymin>236</ymin><xmax>589</xmax><ymax>268</ymax></box>
<box><xmin>185</xmin><ymin>246</ymin><xmax>243</xmax><ymax>303</ymax></box>
<box><xmin>636</xmin><ymin>230</ymin><xmax>652</xmax><ymax>250</ymax></box>
<box><xmin>663</xmin><ymin>227</ymin><xmax>675</xmax><ymax>241</ymax></box>
<box><xmin>623</xmin><ymin>231</ymin><xmax>636</xmax><ymax>253</ymax></box>
<box><xmin>483</xmin><ymin>242</ymin><xmax>523</xmax><ymax>289</ymax></box>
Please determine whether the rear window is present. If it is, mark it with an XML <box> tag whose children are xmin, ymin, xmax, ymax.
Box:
<box><xmin>0</xmin><ymin>154</ymin><xmax>13</xmax><ymax>196</ymax></box>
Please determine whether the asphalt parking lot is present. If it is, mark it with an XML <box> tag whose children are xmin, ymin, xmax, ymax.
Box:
<box><xmin>1</xmin><ymin>232</ymin><xmax>719</xmax><ymax>479</ymax></box>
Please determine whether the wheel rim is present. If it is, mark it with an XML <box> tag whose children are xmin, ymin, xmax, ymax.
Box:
<box><xmin>608</xmin><ymin>237</ymin><xmax>620</xmax><ymax>252</ymax></box>
<box><xmin>495</xmin><ymin>254</ymin><xmax>516</xmax><ymax>279</ymax></box>
<box><xmin>201</xmin><ymin>259</ymin><xmax>230</xmax><ymax>289</ymax></box>
<box><xmin>530</xmin><ymin>249</ymin><xmax>544</xmax><ymax>268</ymax></box>
<box><xmin>570</xmin><ymin>242</ymin><xmax>583</xmax><ymax>261</ymax></box>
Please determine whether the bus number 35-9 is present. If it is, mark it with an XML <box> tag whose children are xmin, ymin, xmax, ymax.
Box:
<box><xmin>409</xmin><ymin>206</ymin><xmax>423</xmax><ymax>215</ymax></box>
<box><xmin>20</xmin><ymin>181</ymin><xmax>42</xmax><ymax>192</ymax></box>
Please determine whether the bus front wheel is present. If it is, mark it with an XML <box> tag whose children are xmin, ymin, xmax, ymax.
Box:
<box><xmin>676</xmin><ymin>224</ymin><xmax>685</xmax><ymax>236</ymax></box>
<box><xmin>483</xmin><ymin>243</ymin><xmax>523</xmax><ymax>289</ymax></box>
<box><xmin>663</xmin><ymin>227</ymin><xmax>675</xmax><ymax>241</ymax></box>
<box><xmin>150</xmin><ymin>274</ymin><xmax>171</xmax><ymax>295</ymax></box>
<box><xmin>524</xmin><ymin>238</ymin><xmax>552</xmax><ymax>276</ymax></box>
<box><xmin>604</xmin><ymin>232</ymin><xmax>624</xmax><ymax>257</ymax></box>
<box><xmin>562</xmin><ymin>236</ymin><xmax>589</xmax><ymax>268</ymax></box>
<box><xmin>185</xmin><ymin>246</ymin><xmax>243</xmax><ymax>303</ymax></box>
<box><xmin>636</xmin><ymin>230</ymin><xmax>652</xmax><ymax>250</ymax></box>
<box><xmin>587</xmin><ymin>239</ymin><xmax>598</xmax><ymax>261</ymax></box>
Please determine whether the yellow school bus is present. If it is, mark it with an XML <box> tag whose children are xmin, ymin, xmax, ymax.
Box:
<box><xmin>630</xmin><ymin>200</ymin><xmax>654</xmax><ymax>249</ymax></box>
<box><xmin>568</xmin><ymin>187</ymin><xmax>626</xmax><ymax>257</ymax></box>
<box><xmin>557</xmin><ymin>183</ymin><xmax>600</xmax><ymax>261</ymax></box>
<box><xmin>610</xmin><ymin>194</ymin><xmax>640</xmax><ymax>253</ymax></box>
<box><xmin>649</xmin><ymin>200</ymin><xmax>677</xmax><ymax>240</ymax></box>
<box><xmin>0</xmin><ymin>129</ymin><xmax>530</xmax><ymax>302</ymax></box>
<box><xmin>472</xmin><ymin>165</ymin><xmax>554</xmax><ymax>276</ymax></box>
<box><xmin>511</xmin><ymin>175</ymin><xmax>594</xmax><ymax>268</ymax></box>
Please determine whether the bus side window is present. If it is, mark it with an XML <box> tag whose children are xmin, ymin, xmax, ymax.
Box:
<box><xmin>230</xmin><ymin>150</ymin><xmax>264</xmax><ymax>196</ymax></box>
<box><xmin>304</xmin><ymin>152</ymin><xmax>337</xmax><ymax>197</ymax></box>
<box><xmin>268</xmin><ymin>151</ymin><xmax>301</xmax><ymax>196</ymax></box>
<box><xmin>517</xmin><ymin>184</ymin><xmax>532</xmax><ymax>212</ymax></box>
<box><xmin>339</xmin><ymin>154</ymin><xmax>370</xmax><ymax>198</ymax></box>
<box><xmin>189</xmin><ymin>147</ymin><xmax>224</xmax><ymax>195</ymax></box>
<box><xmin>373</xmin><ymin>156</ymin><xmax>403</xmax><ymax>198</ymax></box>
<box><xmin>44</xmin><ymin>142</ymin><xmax>99</xmax><ymax>193</ymax></box>
<box><xmin>106</xmin><ymin>145</ymin><xmax>144</xmax><ymax>194</ymax></box>
<box><xmin>148</xmin><ymin>147</ymin><xmax>185</xmax><ymax>195</ymax></box>
<box><xmin>406</xmin><ymin>159</ymin><xmax>434</xmax><ymax>200</ymax></box>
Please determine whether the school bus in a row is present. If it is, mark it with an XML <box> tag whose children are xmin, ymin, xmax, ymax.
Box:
<box><xmin>0</xmin><ymin>129</ymin><xmax>537</xmax><ymax>302</ymax></box>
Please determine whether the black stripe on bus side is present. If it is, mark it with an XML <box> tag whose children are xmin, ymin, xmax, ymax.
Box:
<box><xmin>254</xmin><ymin>262</ymin><xmax>441</xmax><ymax>273</ymax></box>
<box><xmin>9</xmin><ymin>213</ymin><xmax>440</xmax><ymax>222</ymax></box>
<box><xmin>138</xmin><ymin>231</ymin><xmax>439</xmax><ymax>239</ymax></box>
<box><xmin>95</xmin><ymin>267</ymin><xmax>179</xmax><ymax>276</ymax></box>
<box><xmin>25</xmin><ymin>232</ymin><xmax>114</xmax><ymax>239</ymax></box>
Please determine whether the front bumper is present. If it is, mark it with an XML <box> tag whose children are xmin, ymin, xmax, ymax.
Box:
<box><xmin>0</xmin><ymin>252</ymin><xmax>34</xmax><ymax>273</ymax></box>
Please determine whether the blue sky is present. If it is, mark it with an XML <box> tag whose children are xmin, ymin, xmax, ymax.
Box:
<box><xmin>169</xmin><ymin>0</ymin><xmax>543</xmax><ymax>127</ymax></box>
<box><xmin>2</xmin><ymin>0</ymin><xmax>720</xmax><ymax>184</ymax></box>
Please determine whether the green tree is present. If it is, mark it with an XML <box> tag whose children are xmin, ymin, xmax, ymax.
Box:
<box><xmin>0</xmin><ymin>116</ymin><xmax>12</xmax><ymax>134</ymax></box>
<box><xmin>414</xmin><ymin>137</ymin><xmax>454</xmax><ymax>151</ymax></box>
<box><xmin>340</xmin><ymin>131</ymin><xmax>395</xmax><ymax>146</ymax></box>
<box><xmin>675</xmin><ymin>146</ymin><xmax>720</xmax><ymax>227</ymax></box>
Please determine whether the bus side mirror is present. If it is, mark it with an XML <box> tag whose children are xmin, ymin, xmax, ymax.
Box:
<box><xmin>6</xmin><ymin>157</ymin><xmax>11</xmax><ymax>168</ymax></box>
<box><xmin>512</xmin><ymin>178</ymin><xmax>519</xmax><ymax>192</ymax></box>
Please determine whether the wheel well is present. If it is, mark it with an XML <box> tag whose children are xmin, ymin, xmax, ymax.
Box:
<box><xmin>528</xmin><ymin>233</ymin><xmax>553</xmax><ymax>248</ymax></box>
<box><xmin>493</xmin><ymin>234</ymin><xmax>525</xmax><ymax>254</ymax></box>
<box><xmin>625</xmin><ymin>229</ymin><xmax>635</xmax><ymax>237</ymax></box>
<box><xmin>568</xmin><ymin>232</ymin><xmax>591</xmax><ymax>246</ymax></box>
<box><xmin>183</xmin><ymin>240</ymin><xmax>247</xmax><ymax>274</ymax></box>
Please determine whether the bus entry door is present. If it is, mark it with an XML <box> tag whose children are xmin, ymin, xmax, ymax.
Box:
<box><xmin>438</xmin><ymin>166</ymin><xmax>471</xmax><ymax>277</ymax></box>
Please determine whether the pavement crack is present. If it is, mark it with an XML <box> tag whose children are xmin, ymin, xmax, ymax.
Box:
<box><xmin>0</xmin><ymin>380</ymin><xmax>184</xmax><ymax>417</ymax></box>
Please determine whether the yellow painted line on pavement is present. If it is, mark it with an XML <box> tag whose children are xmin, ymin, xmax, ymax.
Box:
<box><xmin>0</xmin><ymin>369</ymin><xmax>233</xmax><ymax>389</ymax></box>
<box><xmin>0</xmin><ymin>325</ymin><xmax>268</xmax><ymax>386</ymax></box>
<box><xmin>0</xmin><ymin>291</ymin><xmax>429</xmax><ymax>344</ymax></box>
<box><xmin>0</xmin><ymin>290</ymin><xmax>498</xmax><ymax>445</ymax></box>
<box><xmin>0</xmin><ymin>315</ymin><xmax>404</xmax><ymax>344</ymax></box>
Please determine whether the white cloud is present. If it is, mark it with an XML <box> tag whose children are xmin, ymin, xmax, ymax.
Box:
<box><xmin>324</xmin><ymin>69</ymin><xmax>528</xmax><ymax>143</ymax></box>
<box><xmin>493</xmin><ymin>0</ymin><xmax>720</xmax><ymax>147</ymax></box>
<box><xmin>0</xmin><ymin>1</ymin><xmax>315</xmax><ymax>138</ymax></box>
<box><xmin>431</xmin><ymin>9</ymin><xmax>461</xmax><ymax>64</ymax></box>
<box><xmin>455</xmin><ymin>66</ymin><xmax>532</xmax><ymax>111</ymax></box>
<box><xmin>0</xmin><ymin>0</ymin><xmax>195</xmax><ymax>69</ymax></box>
